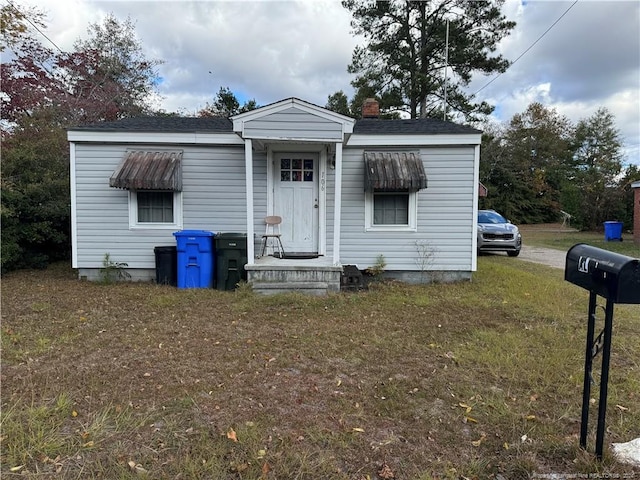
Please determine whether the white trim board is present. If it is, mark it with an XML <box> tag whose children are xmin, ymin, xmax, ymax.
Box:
<box><xmin>347</xmin><ymin>134</ymin><xmax>481</xmax><ymax>146</ymax></box>
<box><xmin>67</xmin><ymin>131</ymin><xmax>244</xmax><ymax>145</ymax></box>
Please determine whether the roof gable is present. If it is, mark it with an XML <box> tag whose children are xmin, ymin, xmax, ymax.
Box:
<box><xmin>231</xmin><ymin>97</ymin><xmax>355</xmax><ymax>125</ymax></box>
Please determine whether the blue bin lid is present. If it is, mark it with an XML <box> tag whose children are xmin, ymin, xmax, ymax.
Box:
<box><xmin>173</xmin><ymin>230</ymin><xmax>215</xmax><ymax>237</ymax></box>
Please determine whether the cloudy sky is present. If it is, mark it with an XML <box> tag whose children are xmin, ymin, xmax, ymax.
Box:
<box><xmin>19</xmin><ymin>0</ymin><xmax>640</xmax><ymax>166</ymax></box>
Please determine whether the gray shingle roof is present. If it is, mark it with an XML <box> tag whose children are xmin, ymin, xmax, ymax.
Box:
<box><xmin>354</xmin><ymin>118</ymin><xmax>481</xmax><ymax>135</ymax></box>
<box><xmin>71</xmin><ymin>116</ymin><xmax>233</xmax><ymax>132</ymax></box>
<box><xmin>70</xmin><ymin>115</ymin><xmax>480</xmax><ymax>135</ymax></box>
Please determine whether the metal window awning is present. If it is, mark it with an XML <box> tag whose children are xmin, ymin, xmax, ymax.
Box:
<box><xmin>109</xmin><ymin>151</ymin><xmax>183</xmax><ymax>191</ymax></box>
<box><xmin>364</xmin><ymin>151</ymin><xmax>428</xmax><ymax>192</ymax></box>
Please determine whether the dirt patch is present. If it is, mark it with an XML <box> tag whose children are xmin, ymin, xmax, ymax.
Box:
<box><xmin>517</xmin><ymin>246</ymin><xmax>567</xmax><ymax>269</ymax></box>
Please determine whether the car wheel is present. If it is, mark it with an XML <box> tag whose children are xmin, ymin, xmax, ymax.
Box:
<box><xmin>507</xmin><ymin>249</ymin><xmax>520</xmax><ymax>257</ymax></box>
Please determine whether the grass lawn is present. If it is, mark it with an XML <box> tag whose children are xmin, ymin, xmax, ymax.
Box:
<box><xmin>1</xmin><ymin>258</ymin><xmax>639</xmax><ymax>479</ymax></box>
<box><xmin>520</xmin><ymin>224</ymin><xmax>640</xmax><ymax>258</ymax></box>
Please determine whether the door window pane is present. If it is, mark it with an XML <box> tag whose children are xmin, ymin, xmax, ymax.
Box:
<box><xmin>280</xmin><ymin>157</ymin><xmax>314</xmax><ymax>182</ymax></box>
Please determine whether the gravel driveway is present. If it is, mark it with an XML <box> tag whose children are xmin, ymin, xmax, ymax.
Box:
<box><xmin>517</xmin><ymin>245</ymin><xmax>567</xmax><ymax>269</ymax></box>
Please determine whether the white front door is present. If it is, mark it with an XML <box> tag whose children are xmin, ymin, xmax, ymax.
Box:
<box><xmin>274</xmin><ymin>153</ymin><xmax>319</xmax><ymax>253</ymax></box>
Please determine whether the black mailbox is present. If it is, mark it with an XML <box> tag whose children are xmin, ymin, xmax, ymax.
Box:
<box><xmin>565</xmin><ymin>243</ymin><xmax>640</xmax><ymax>304</ymax></box>
<box><xmin>565</xmin><ymin>243</ymin><xmax>640</xmax><ymax>461</ymax></box>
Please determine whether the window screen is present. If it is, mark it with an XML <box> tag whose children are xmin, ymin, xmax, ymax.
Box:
<box><xmin>137</xmin><ymin>191</ymin><xmax>174</xmax><ymax>223</ymax></box>
<box><xmin>373</xmin><ymin>193</ymin><xmax>409</xmax><ymax>225</ymax></box>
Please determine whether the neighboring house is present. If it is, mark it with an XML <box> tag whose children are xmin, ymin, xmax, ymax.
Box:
<box><xmin>68</xmin><ymin>97</ymin><xmax>482</xmax><ymax>294</ymax></box>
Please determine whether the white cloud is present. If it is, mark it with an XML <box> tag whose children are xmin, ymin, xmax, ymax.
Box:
<box><xmin>18</xmin><ymin>0</ymin><xmax>640</xmax><ymax>166</ymax></box>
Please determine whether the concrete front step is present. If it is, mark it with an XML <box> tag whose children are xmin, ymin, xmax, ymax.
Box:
<box><xmin>251</xmin><ymin>281</ymin><xmax>331</xmax><ymax>296</ymax></box>
<box><xmin>246</xmin><ymin>262</ymin><xmax>342</xmax><ymax>295</ymax></box>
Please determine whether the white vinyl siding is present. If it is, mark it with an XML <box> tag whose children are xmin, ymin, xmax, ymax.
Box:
<box><xmin>340</xmin><ymin>146</ymin><xmax>476</xmax><ymax>272</ymax></box>
<box><xmin>73</xmin><ymin>143</ymin><xmax>251</xmax><ymax>270</ymax></box>
<box><xmin>72</xmin><ymin>132</ymin><xmax>478</xmax><ymax>277</ymax></box>
<box><xmin>242</xmin><ymin>107</ymin><xmax>343</xmax><ymax>141</ymax></box>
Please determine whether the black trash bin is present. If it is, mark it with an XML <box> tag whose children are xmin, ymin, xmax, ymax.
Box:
<box><xmin>215</xmin><ymin>233</ymin><xmax>248</xmax><ymax>290</ymax></box>
<box><xmin>154</xmin><ymin>246</ymin><xmax>177</xmax><ymax>286</ymax></box>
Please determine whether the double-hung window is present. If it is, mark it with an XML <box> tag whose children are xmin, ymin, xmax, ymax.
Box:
<box><xmin>363</xmin><ymin>151</ymin><xmax>426</xmax><ymax>232</ymax></box>
<box><xmin>365</xmin><ymin>190</ymin><xmax>417</xmax><ymax>231</ymax></box>
<box><xmin>109</xmin><ymin>150</ymin><xmax>184</xmax><ymax>230</ymax></box>
<box><xmin>129</xmin><ymin>190</ymin><xmax>182</xmax><ymax>229</ymax></box>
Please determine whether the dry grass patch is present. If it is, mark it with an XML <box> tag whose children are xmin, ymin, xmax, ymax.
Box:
<box><xmin>1</xmin><ymin>260</ymin><xmax>639</xmax><ymax>479</ymax></box>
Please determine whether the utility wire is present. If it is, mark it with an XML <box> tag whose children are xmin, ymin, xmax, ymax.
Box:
<box><xmin>4</xmin><ymin>0</ymin><xmax>65</xmax><ymax>53</ymax></box>
<box><xmin>472</xmin><ymin>0</ymin><xmax>580</xmax><ymax>97</ymax></box>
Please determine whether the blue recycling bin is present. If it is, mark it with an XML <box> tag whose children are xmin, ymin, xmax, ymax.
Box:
<box><xmin>173</xmin><ymin>230</ymin><xmax>215</xmax><ymax>288</ymax></box>
<box><xmin>603</xmin><ymin>221</ymin><xmax>623</xmax><ymax>242</ymax></box>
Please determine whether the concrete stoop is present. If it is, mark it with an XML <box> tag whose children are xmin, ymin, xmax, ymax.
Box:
<box><xmin>246</xmin><ymin>263</ymin><xmax>342</xmax><ymax>296</ymax></box>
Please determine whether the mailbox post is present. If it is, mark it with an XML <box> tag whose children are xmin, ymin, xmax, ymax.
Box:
<box><xmin>564</xmin><ymin>244</ymin><xmax>640</xmax><ymax>460</ymax></box>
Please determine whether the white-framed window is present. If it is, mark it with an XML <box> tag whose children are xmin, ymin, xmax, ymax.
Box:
<box><xmin>365</xmin><ymin>191</ymin><xmax>417</xmax><ymax>232</ymax></box>
<box><xmin>129</xmin><ymin>190</ymin><xmax>182</xmax><ymax>229</ymax></box>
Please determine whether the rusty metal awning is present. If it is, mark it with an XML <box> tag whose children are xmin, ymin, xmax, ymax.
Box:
<box><xmin>364</xmin><ymin>151</ymin><xmax>427</xmax><ymax>192</ymax></box>
<box><xmin>109</xmin><ymin>151</ymin><xmax>182</xmax><ymax>191</ymax></box>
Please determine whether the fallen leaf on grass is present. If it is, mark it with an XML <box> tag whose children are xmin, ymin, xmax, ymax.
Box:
<box><xmin>377</xmin><ymin>462</ymin><xmax>395</xmax><ymax>479</ymax></box>
<box><xmin>127</xmin><ymin>461</ymin><xmax>148</xmax><ymax>474</ymax></box>
<box><xmin>464</xmin><ymin>416</ymin><xmax>478</xmax><ymax>424</ymax></box>
<box><xmin>352</xmin><ymin>427</ymin><xmax>365</xmax><ymax>433</ymax></box>
<box><xmin>525</xmin><ymin>415</ymin><xmax>536</xmax><ymax>421</ymax></box>
<box><xmin>471</xmin><ymin>434</ymin><xmax>486</xmax><ymax>447</ymax></box>
<box><xmin>227</xmin><ymin>428</ymin><xmax>238</xmax><ymax>442</ymax></box>
<box><xmin>458</xmin><ymin>403</ymin><xmax>472</xmax><ymax>413</ymax></box>
<box><xmin>616</xmin><ymin>404</ymin><xmax>628</xmax><ymax>412</ymax></box>
<box><xmin>261</xmin><ymin>461</ymin><xmax>270</xmax><ymax>478</ymax></box>
<box><xmin>10</xmin><ymin>465</ymin><xmax>24</xmax><ymax>472</ymax></box>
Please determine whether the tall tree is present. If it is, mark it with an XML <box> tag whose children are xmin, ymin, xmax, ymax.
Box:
<box><xmin>479</xmin><ymin>103</ymin><xmax>575</xmax><ymax>223</ymax></box>
<box><xmin>1</xmin><ymin>8</ymin><xmax>163</xmax><ymax>271</ymax></box>
<box><xmin>325</xmin><ymin>90</ymin><xmax>351</xmax><ymax>116</ymax></box>
<box><xmin>1</xmin><ymin>11</ymin><xmax>163</xmax><ymax>126</ymax></box>
<box><xmin>479</xmin><ymin>123</ymin><xmax>526</xmax><ymax>220</ymax></box>
<box><xmin>69</xmin><ymin>14</ymin><xmax>163</xmax><ymax>121</ymax></box>
<box><xmin>0</xmin><ymin>2</ymin><xmax>45</xmax><ymax>52</ymax></box>
<box><xmin>571</xmin><ymin>108</ymin><xmax>625</xmax><ymax>229</ymax></box>
<box><xmin>343</xmin><ymin>0</ymin><xmax>515</xmax><ymax>120</ymax></box>
<box><xmin>198</xmin><ymin>87</ymin><xmax>259</xmax><ymax>117</ymax></box>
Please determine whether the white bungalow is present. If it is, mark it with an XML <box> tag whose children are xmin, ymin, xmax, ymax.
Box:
<box><xmin>68</xmin><ymin>97</ymin><xmax>482</xmax><ymax>294</ymax></box>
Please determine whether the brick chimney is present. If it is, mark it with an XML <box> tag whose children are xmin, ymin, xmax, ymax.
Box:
<box><xmin>361</xmin><ymin>98</ymin><xmax>380</xmax><ymax>118</ymax></box>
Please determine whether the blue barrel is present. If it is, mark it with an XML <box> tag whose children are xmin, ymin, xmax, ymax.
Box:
<box><xmin>173</xmin><ymin>230</ymin><xmax>215</xmax><ymax>288</ymax></box>
<box><xmin>603</xmin><ymin>221</ymin><xmax>623</xmax><ymax>242</ymax></box>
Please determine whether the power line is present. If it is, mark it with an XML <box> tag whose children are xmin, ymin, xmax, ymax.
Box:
<box><xmin>472</xmin><ymin>0</ymin><xmax>580</xmax><ymax>97</ymax></box>
<box><xmin>4</xmin><ymin>0</ymin><xmax>65</xmax><ymax>53</ymax></box>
